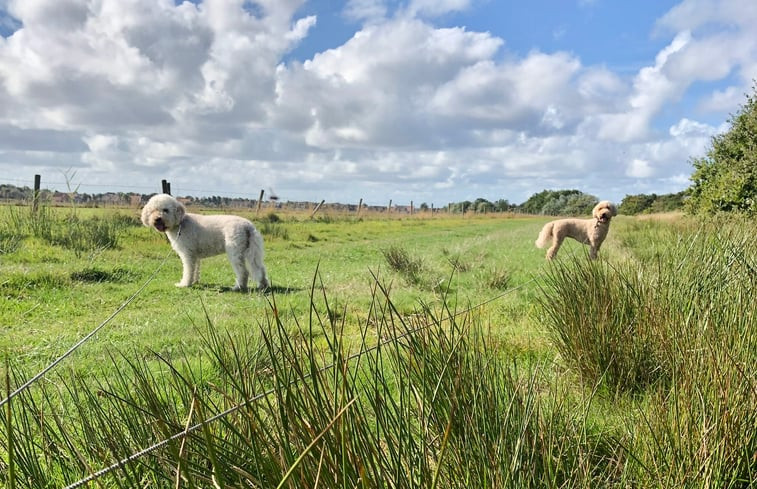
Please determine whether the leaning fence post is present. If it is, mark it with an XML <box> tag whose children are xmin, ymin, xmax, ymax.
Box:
<box><xmin>32</xmin><ymin>174</ymin><xmax>41</xmax><ymax>215</ymax></box>
<box><xmin>357</xmin><ymin>198</ymin><xmax>363</xmax><ymax>217</ymax></box>
<box><xmin>256</xmin><ymin>189</ymin><xmax>265</xmax><ymax>215</ymax></box>
<box><xmin>310</xmin><ymin>199</ymin><xmax>325</xmax><ymax>218</ymax></box>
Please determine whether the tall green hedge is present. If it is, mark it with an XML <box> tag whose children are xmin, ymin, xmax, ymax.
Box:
<box><xmin>686</xmin><ymin>82</ymin><xmax>757</xmax><ymax>215</ymax></box>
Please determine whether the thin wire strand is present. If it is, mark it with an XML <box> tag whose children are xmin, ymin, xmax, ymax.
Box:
<box><xmin>62</xmin><ymin>261</ymin><xmax>559</xmax><ymax>489</ymax></box>
<box><xmin>9</xmin><ymin>214</ymin><xmax>581</xmax><ymax>486</ymax></box>
<box><xmin>0</xmin><ymin>248</ymin><xmax>174</xmax><ymax>409</ymax></box>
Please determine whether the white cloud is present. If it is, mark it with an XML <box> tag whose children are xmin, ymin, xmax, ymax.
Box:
<box><xmin>669</xmin><ymin>118</ymin><xmax>713</xmax><ymax>138</ymax></box>
<box><xmin>592</xmin><ymin>31</ymin><xmax>692</xmax><ymax>143</ymax></box>
<box><xmin>655</xmin><ymin>0</ymin><xmax>757</xmax><ymax>115</ymax></box>
<box><xmin>698</xmin><ymin>86</ymin><xmax>746</xmax><ymax>112</ymax></box>
<box><xmin>655</xmin><ymin>0</ymin><xmax>757</xmax><ymax>33</ymax></box>
<box><xmin>0</xmin><ymin>0</ymin><xmax>755</xmax><ymax>205</ymax></box>
<box><xmin>343</xmin><ymin>0</ymin><xmax>387</xmax><ymax>23</ymax></box>
<box><xmin>275</xmin><ymin>18</ymin><xmax>507</xmax><ymax>150</ymax></box>
<box><xmin>428</xmin><ymin>51</ymin><xmax>583</xmax><ymax>133</ymax></box>
<box><xmin>407</xmin><ymin>0</ymin><xmax>472</xmax><ymax>17</ymax></box>
<box><xmin>626</xmin><ymin>159</ymin><xmax>655</xmax><ymax>178</ymax></box>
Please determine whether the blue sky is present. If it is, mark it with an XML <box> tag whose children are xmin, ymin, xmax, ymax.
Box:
<box><xmin>0</xmin><ymin>0</ymin><xmax>755</xmax><ymax>206</ymax></box>
<box><xmin>286</xmin><ymin>2</ymin><xmax>679</xmax><ymax>78</ymax></box>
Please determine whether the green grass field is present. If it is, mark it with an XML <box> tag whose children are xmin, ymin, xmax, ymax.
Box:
<box><xmin>1</xmin><ymin>204</ymin><xmax>755</xmax><ymax>488</ymax></box>
<box><xmin>1</xmin><ymin>206</ymin><xmax>554</xmax><ymax>371</ymax></box>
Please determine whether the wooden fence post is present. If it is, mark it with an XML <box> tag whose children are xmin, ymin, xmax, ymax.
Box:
<box><xmin>387</xmin><ymin>199</ymin><xmax>392</xmax><ymax>215</ymax></box>
<box><xmin>32</xmin><ymin>174</ymin><xmax>41</xmax><ymax>214</ymax></box>
<box><xmin>357</xmin><ymin>198</ymin><xmax>363</xmax><ymax>217</ymax></box>
<box><xmin>256</xmin><ymin>189</ymin><xmax>265</xmax><ymax>215</ymax></box>
<box><xmin>310</xmin><ymin>199</ymin><xmax>325</xmax><ymax>218</ymax></box>
<box><xmin>161</xmin><ymin>180</ymin><xmax>171</xmax><ymax>195</ymax></box>
<box><xmin>410</xmin><ymin>201</ymin><xmax>414</xmax><ymax>216</ymax></box>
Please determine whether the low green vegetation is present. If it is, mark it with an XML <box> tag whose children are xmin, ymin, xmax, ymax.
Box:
<box><xmin>0</xmin><ymin>204</ymin><xmax>755</xmax><ymax>488</ymax></box>
<box><xmin>617</xmin><ymin>192</ymin><xmax>686</xmax><ymax>215</ymax></box>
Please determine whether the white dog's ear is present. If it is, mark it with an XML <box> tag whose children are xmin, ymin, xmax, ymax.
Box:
<box><xmin>175</xmin><ymin>200</ymin><xmax>186</xmax><ymax>221</ymax></box>
<box><xmin>140</xmin><ymin>204</ymin><xmax>150</xmax><ymax>227</ymax></box>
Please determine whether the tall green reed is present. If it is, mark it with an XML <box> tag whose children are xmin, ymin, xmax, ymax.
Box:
<box><xmin>537</xmin><ymin>219</ymin><xmax>757</xmax><ymax>487</ymax></box>
<box><xmin>3</xmin><ymin>204</ymin><xmax>135</xmax><ymax>258</ymax></box>
<box><xmin>1</xmin><ymin>274</ymin><xmax>621</xmax><ymax>488</ymax></box>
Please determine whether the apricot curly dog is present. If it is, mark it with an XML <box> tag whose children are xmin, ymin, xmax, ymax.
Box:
<box><xmin>535</xmin><ymin>201</ymin><xmax>617</xmax><ymax>260</ymax></box>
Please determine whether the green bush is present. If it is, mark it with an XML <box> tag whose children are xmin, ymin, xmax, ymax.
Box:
<box><xmin>686</xmin><ymin>82</ymin><xmax>757</xmax><ymax>215</ymax></box>
<box><xmin>619</xmin><ymin>192</ymin><xmax>685</xmax><ymax>215</ymax></box>
<box><xmin>519</xmin><ymin>189</ymin><xmax>598</xmax><ymax>216</ymax></box>
<box><xmin>538</xmin><ymin>258</ymin><xmax>665</xmax><ymax>393</ymax></box>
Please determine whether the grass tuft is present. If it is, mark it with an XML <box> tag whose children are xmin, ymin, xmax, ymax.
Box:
<box><xmin>3</xmin><ymin>205</ymin><xmax>133</xmax><ymax>258</ymax></box>
<box><xmin>536</xmin><ymin>218</ymin><xmax>757</xmax><ymax>486</ymax></box>
<box><xmin>382</xmin><ymin>245</ymin><xmax>426</xmax><ymax>285</ymax></box>
<box><xmin>70</xmin><ymin>267</ymin><xmax>135</xmax><ymax>283</ymax></box>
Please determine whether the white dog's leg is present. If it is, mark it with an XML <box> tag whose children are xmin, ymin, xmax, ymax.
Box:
<box><xmin>177</xmin><ymin>253</ymin><xmax>197</xmax><ymax>287</ymax></box>
<box><xmin>191</xmin><ymin>261</ymin><xmax>201</xmax><ymax>284</ymax></box>
<box><xmin>251</xmin><ymin>256</ymin><xmax>269</xmax><ymax>290</ymax></box>
<box><xmin>227</xmin><ymin>249</ymin><xmax>250</xmax><ymax>291</ymax></box>
<box><xmin>247</xmin><ymin>233</ymin><xmax>269</xmax><ymax>290</ymax></box>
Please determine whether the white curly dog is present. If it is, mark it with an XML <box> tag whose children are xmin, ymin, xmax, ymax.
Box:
<box><xmin>535</xmin><ymin>200</ymin><xmax>617</xmax><ymax>260</ymax></box>
<box><xmin>141</xmin><ymin>194</ymin><xmax>269</xmax><ymax>291</ymax></box>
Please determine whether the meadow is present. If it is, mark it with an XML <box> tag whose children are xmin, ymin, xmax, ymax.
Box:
<box><xmin>0</xmin><ymin>203</ymin><xmax>755</xmax><ymax>488</ymax></box>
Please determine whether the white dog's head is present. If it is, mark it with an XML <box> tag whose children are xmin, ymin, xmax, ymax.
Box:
<box><xmin>141</xmin><ymin>194</ymin><xmax>186</xmax><ymax>233</ymax></box>
<box><xmin>592</xmin><ymin>200</ymin><xmax>617</xmax><ymax>224</ymax></box>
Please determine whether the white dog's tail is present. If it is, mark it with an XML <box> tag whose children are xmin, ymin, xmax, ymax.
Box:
<box><xmin>535</xmin><ymin>222</ymin><xmax>553</xmax><ymax>249</ymax></box>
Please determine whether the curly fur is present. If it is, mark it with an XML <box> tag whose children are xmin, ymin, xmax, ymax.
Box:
<box><xmin>141</xmin><ymin>194</ymin><xmax>269</xmax><ymax>290</ymax></box>
<box><xmin>535</xmin><ymin>200</ymin><xmax>617</xmax><ymax>260</ymax></box>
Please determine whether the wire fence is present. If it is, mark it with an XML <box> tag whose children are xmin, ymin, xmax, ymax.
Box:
<box><xmin>0</xmin><ymin>175</ymin><xmax>524</xmax><ymax>216</ymax></box>
<box><xmin>0</xmin><ymin>248</ymin><xmax>174</xmax><ymax>410</ymax></box>
<box><xmin>2</xmin><ymin>245</ymin><xmax>556</xmax><ymax>488</ymax></box>
<box><xmin>1</xmin><ymin>173</ymin><xmax>554</xmax><ymax>487</ymax></box>
<box><xmin>60</xmin><ymin>269</ymin><xmax>546</xmax><ymax>488</ymax></box>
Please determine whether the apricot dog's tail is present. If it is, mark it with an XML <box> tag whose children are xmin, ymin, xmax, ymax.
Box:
<box><xmin>535</xmin><ymin>222</ymin><xmax>553</xmax><ymax>249</ymax></box>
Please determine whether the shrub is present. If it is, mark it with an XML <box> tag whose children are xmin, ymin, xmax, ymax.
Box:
<box><xmin>537</xmin><ymin>258</ymin><xmax>665</xmax><ymax>393</ymax></box>
<box><xmin>382</xmin><ymin>245</ymin><xmax>426</xmax><ymax>285</ymax></box>
<box><xmin>258</xmin><ymin>221</ymin><xmax>289</xmax><ymax>240</ymax></box>
<box><xmin>43</xmin><ymin>215</ymin><xmax>124</xmax><ymax>257</ymax></box>
<box><xmin>686</xmin><ymin>82</ymin><xmax>757</xmax><ymax>215</ymax></box>
<box><xmin>484</xmin><ymin>266</ymin><xmax>510</xmax><ymax>290</ymax></box>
